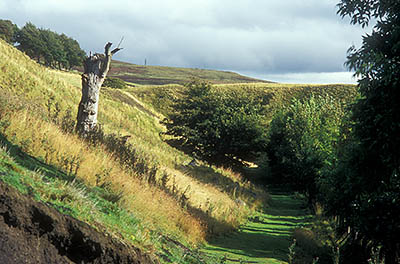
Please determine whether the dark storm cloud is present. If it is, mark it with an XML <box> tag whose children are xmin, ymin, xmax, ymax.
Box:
<box><xmin>0</xmin><ymin>0</ymin><xmax>368</xmax><ymax>83</ymax></box>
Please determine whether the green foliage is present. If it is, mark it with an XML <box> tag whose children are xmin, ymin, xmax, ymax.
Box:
<box><xmin>266</xmin><ymin>96</ymin><xmax>347</xmax><ymax>203</ymax></box>
<box><xmin>16</xmin><ymin>22</ymin><xmax>43</xmax><ymax>60</ymax></box>
<box><xmin>291</xmin><ymin>228</ymin><xmax>332</xmax><ymax>264</ymax></box>
<box><xmin>103</xmin><ymin>76</ymin><xmax>126</xmax><ymax>89</ymax></box>
<box><xmin>319</xmin><ymin>1</ymin><xmax>400</xmax><ymax>262</ymax></box>
<box><xmin>59</xmin><ymin>34</ymin><xmax>86</xmax><ymax>70</ymax></box>
<box><xmin>162</xmin><ymin>80</ymin><xmax>267</xmax><ymax>166</ymax></box>
<box><xmin>15</xmin><ymin>21</ymin><xmax>85</xmax><ymax>69</ymax></box>
<box><xmin>0</xmin><ymin>19</ymin><xmax>18</xmax><ymax>44</ymax></box>
<box><xmin>40</xmin><ymin>28</ymin><xmax>67</xmax><ymax>68</ymax></box>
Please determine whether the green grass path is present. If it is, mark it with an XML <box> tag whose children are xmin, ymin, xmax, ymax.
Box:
<box><xmin>202</xmin><ymin>189</ymin><xmax>312</xmax><ymax>263</ymax></box>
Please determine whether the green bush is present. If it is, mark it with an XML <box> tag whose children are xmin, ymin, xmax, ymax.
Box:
<box><xmin>162</xmin><ymin>80</ymin><xmax>267</xmax><ymax>166</ymax></box>
<box><xmin>103</xmin><ymin>77</ymin><xmax>126</xmax><ymax>89</ymax></box>
<box><xmin>265</xmin><ymin>95</ymin><xmax>347</xmax><ymax>203</ymax></box>
<box><xmin>320</xmin><ymin>1</ymin><xmax>400</xmax><ymax>262</ymax></box>
<box><xmin>291</xmin><ymin>228</ymin><xmax>332</xmax><ymax>264</ymax></box>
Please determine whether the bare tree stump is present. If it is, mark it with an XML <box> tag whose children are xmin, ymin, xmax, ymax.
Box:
<box><xmin>76</xmin><ymin>42</ymin><xmax>121</xmax><ymax>136</ymax></box>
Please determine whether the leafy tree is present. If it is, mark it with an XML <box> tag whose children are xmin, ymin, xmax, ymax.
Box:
<box><xmin>322</xmin><ymin>0</ymin><xmax>400</xmax><ymax>262</ymax></box>
<box><xmin>15</xmin><ymin>22</ymin><xmax>85</xmax><ymax>69</ymax></box>
<box><xmin>59</xmin><ymin>34</ymin><xmax>86</xmax><ymax>69</ymax></box>
<box><xmin>15</xmin><ymin>22</ymin><xmax>44</xmax><ymax>61</ymax></box>
<box><xmin>40</xmin><ymin>29</ymin><xmax>67</xmax><ymax>68</ymax></box>
<box><xmin>0</xmin><ymin>19</ymin><xmax>18</xmax><ymax>44</ymax></box>
<box><xmin>162</xmin><ymin>80</ymin><xmax>267</xmax><ymax>166</ymax></box>
<box><xmin>266</xmin><ymin>96</ymin><xmax>347</xmax><ymax>204</ymax></box>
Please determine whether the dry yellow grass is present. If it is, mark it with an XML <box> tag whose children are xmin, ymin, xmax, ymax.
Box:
<box><xmin>0</xmin><ymin>38</ymin><xmax>268</xmax><ymax>246</ymax></box>
<box><xmin>1</xmin><ymin>109</ymin><xmax>205</xmax><ymax>244</ymax></box>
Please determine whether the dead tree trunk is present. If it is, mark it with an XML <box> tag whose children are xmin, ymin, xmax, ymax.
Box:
<box><xmin>76</xmin><ymin>42</ymin><xmax>121</xmax><ymax>137</ymax></box>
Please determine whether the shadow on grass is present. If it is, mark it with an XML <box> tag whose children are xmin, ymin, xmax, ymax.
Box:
<box><xmin>0</xmin><ymin>133</ymin><xmax>244</xmax><ymax>241</ymax></box>
<box><xmin>185</xmin><ymin>203</ymin><xmax>237</xmax><ymax>239</ymax></box>
<box><xmin>0</xmin><ymin>133</ymin><xmax>77</xmax><ymax>182</ymax></box>
<box><xmin>205</xmin><ymin>214</ymin><xmax>307</xmax><ymax>261</ymax></box>
<box><xmin>203</xmin><ymin>188</ymin><xmax>313</xmax><ymax>263</ymax></box>
<box><xmin>176</xmin><ymin>164</ymin><xmax>268</xmax><ymax>207</ymax></box>
<box><xmin>0</xmin><ymin>133</ymin><xmax>127</xmax><ymax>215</ymax></box>
<box><xmin>240</xmin><ymin>227</ymin><xmax>292</xmax><ymax>236</ymax></box>
<box><xmin>179</xmin><ymin>164</ymin><xmax>238</xmax><ymax>190</ymax></box>
<box><xmin>264</xmin><ymin>193</ymin><xmax>310</xmax><ymax>217</ymax></box>
<box><xmin>162</xmin><ymin>139</ymin><xmax>266</xmax><ymax>205</ymax></box>
<box><xmin>204</xmin><ymin>220</ymin><xmax>292</xmax><ymax>262</ymax></box>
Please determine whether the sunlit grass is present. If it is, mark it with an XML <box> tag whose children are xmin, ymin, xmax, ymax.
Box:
<box><xmin>0</xmin><ymin>38</ymin><xmax>265</xmax><ymax>248</ymax></box>
<box><xmin>0</xmin><ymin>143</ymin><xmax>152</xmax><ymax>251</ymax></box>
<box><xmin>0</xmin><ymin>109</ymin><xmax>205</xmax><ymax>243</ymax></box>
<box><xmin>203</xmin><ymin>191</ymin><xmax>313</xmax><ymax>264</ymax></box>
<box><xmin>0</xmin><ymin>37</ymin><xmax>358</xmax><ymax>262</ymax></box>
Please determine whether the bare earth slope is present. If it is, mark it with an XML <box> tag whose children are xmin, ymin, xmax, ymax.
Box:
<box><xmin>0</xmin><ymin>181</ymin><xmax>155</xmax><ymax>264</ymax></box>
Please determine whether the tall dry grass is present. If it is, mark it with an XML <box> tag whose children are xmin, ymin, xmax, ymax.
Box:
<box><xmin>0</xmin><ymin>38</ymin><xmax>267</xmax><ymax>244</ymax></box>
<box><xmin>0</xmin><ymin>108</ymin><xmax>205</xmax><ymax>244</ymax></box>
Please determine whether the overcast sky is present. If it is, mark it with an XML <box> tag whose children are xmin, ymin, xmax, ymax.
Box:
<box><xmin>1</xmin><ymin>0</ymin><xmax>368</xmax><ymax>83</ymax></box>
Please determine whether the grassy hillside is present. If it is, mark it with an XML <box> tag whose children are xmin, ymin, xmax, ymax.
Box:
<box><xmin>129</xmin><ymin>81</ymin><xmax>358</xmax><ymax>123</ymax></box>
<box><xmin>0</xmin><ymin>38</ymin><xmax>358</xmax><ymax>262</ymax></box>
<box><xmin>108</xmin><ymin>60</ymin><xmax>270</xmax><ymax>85</ymax></box>
<box><xmin>0</xmin><ymin>39</ymin><xmax>269</xmax><ymax>262</ymax></box>
<box><xmin>204</xmin><ymin>189</ymin><xmax>313</xmax><ymax>263</ymax></box>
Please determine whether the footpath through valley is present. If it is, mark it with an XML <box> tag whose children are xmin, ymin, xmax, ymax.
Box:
<box><xmin>202</xmin><ymin>188</ymin><xmax>312</xmax><ymax>263</ymax></box>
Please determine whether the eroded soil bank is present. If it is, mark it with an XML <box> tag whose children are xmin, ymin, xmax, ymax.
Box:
<box><xmin>0</xmin><ymin>181</ymin><xmax>156</xmax><ymax>264</ymax></box>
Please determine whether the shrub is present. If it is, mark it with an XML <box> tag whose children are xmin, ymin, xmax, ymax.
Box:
<box><xmin>322</xmin><ymin>1</ymin><xmax>400</xmax><ymax>262</ymax></box>
<box><xmin>265</xmin><ymin>95</ymin><xmax>347</xmax><ymax>204</ymax></box>
<box><xmin>103</xmin><ymin>77</ymin><xmax>126</xmax><ymax>89</ymax></box>
<box><xmin>162</xmin><ymin>80</ymin><xmax>267</xmax><ymax>166</ymax></box>
<box><xmin>291</xmin><ymin>227</ymin><xmax>334</xmax><ymax>264</ymax></box>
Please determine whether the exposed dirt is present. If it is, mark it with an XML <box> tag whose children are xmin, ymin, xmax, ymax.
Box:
<box><xmin>0</xmin><ymin>181</ymin><xmax>157</xmax><ymax>264</ymax></box>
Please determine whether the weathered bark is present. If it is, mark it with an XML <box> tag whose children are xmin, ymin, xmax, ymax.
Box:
<box><xmin>76</xmin><ymin>42</ymin><xmax>121</xmax><ymax>136</ymax></box>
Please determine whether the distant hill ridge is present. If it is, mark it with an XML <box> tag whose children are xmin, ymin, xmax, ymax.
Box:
<box><xmin>108</xmin><ymin>60</ymin><xmax>271</xmax><ymax>85</ymax></box>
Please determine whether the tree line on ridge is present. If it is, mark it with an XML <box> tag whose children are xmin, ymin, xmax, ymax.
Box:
<box><xmin>0</xmin><ymin>19</ymin><xmax>85</xmax><ymax>70</ymax></box>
